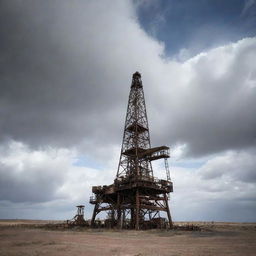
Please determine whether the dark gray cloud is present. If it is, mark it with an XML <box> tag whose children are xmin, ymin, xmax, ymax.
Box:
<box><xmin>0</xmin><ymin>163</ymin><xmax>60</xmax><ymax>203</ymax></box>
<box><xmin>1</xmin><ymin>1</ymin><xmax>256</xmax><ymax>160</ymax></box>
<box><xmin>0</xmin><ymin>0</ymin><xmax>256</xmax><ymax>221</ymax></box>
<box><xmin>0</xmin><ymin>0</ymin><xmax>131</xmax><ymax>152</ymax></box>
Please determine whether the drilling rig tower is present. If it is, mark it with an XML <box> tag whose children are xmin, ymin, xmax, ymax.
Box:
<box><xmin>90</xmin><ymin>72</ymin><xmax>173</xmax><ymax>229</ymax></box>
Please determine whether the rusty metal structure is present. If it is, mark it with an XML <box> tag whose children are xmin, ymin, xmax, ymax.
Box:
<box><xmin>90</xmin><ymin>72</ymin><xmax>173</xmax><ymax>229</ymax></box>
<box><xmin>67</xmin><ymin>205</ymin><xmax>88</xmax><ymax>226</ymax></box>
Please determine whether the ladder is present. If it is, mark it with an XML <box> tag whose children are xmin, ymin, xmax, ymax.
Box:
<box><xmin>164</xmin><ymin>158</ymin><xmax>171</xmax><ymax>181</ymax></box>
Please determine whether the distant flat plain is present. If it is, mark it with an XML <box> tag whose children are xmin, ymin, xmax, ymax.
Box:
<box><xmin>0</xmin><ymin>220</ymin><xmax>255</xmax><ymax>256</ymax></box>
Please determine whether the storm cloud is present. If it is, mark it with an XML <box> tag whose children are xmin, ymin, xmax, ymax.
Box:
<box><xmin>0</xmin><ymin>0</ymin><xmax>255</xmax><ymax>221</ymax></box>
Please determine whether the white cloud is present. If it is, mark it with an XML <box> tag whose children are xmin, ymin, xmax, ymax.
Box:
<box><xmin>1</xmin><ymin>139</ymin><xmax>255</xmax><ymax>221</ymax></box>
<box><xmin>151</xmin><ymin>37</ymin><xmax>256</xmax><ymax>157</ymax></box>
<box><xmin>1</xmin><ymin>1</ymin><xmax>256</xmax><ymax>159</ymax></box>
<box><xmin>0</xmin><ymin>140</ymin><xmax>115</xmax><ymax>204</ymax></box>
<box><xmin>169</xmin><ymin>149</ymin><xmax>256</xmax><ymax>221</ymax></box>
<box><xmin>199</xmin><ymin>150</ymin><xmax>256</xmax><ymax>183</ymax></box>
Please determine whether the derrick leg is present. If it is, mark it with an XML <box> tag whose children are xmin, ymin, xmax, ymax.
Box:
<box><xmin>149</xmin><ymin>211</ymin><xmax>152</xmax><ymax>221</ymax></box>
<box><xmin>117</xmin><ymin>193</ymin><xmax>122</xmax><ymax>228</ymax></box>
<box><xmin>110</xmin><ymin>209</ymin><xmax>115</xmax><ymax>228</ymax></box>
<box><xmin>164</xmin><ymin>193</ymin><xmax>173</xmax><ymax>228</ymax></box>
<box><xmin>91</xmin><ymin>204</ymin><xmax>98</xmax><ymax>227</ymax></box>
<box><xmin>122</xmin><ymin>210</ymin><xmax>125</xmax><ymax>228</ymax></box>
<box><xmin>135</xmin><ymin>189</ymin><xmax>140</xmax><ymax>230</ymax></box>
<box><xmin>131</xmin><ymin>208</ymin><xmax>134</xmax><ymax>229</ymax></box>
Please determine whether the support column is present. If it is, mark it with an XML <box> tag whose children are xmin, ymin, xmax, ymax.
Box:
<box><xmin>117</xmin><ymin>193</ymin><xmax>122</xmax><ymax>228</ymax></box>
<box><xmin>131</xmin><ymin>208</ymin><xmax>134</xmax><ymax>229</ymax></box>
<box><xmin>135</xmin><ymin>189</ymin><xmax>140</xmax><ymax>230</ymax></box>
<box><xmin>111</xmin><ymin>209</ymin><xmax>115</xmax><ymax>228</ymax></box>
<box><xmin>122</xmin><ymin>210</ymin><xmax>125</xmax><ymax>229</ymax></box>
<box><xmin>91</xmin><ymin>204</ymin><xmax>98</xmax><ymax>227</ymax></box>
<box><xmin>164</xmin><ymin>193</ymin><xmax>173</xmax><ymax>228</ymax></box>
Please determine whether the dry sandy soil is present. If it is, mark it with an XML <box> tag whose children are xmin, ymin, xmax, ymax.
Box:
<box><xmin>0</xmin><ymin>220</ymin><xmax>255</xmax><ymax>256</ymax></box>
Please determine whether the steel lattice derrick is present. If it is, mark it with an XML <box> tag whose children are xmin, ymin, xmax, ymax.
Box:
<box><xmin>90</xmin><ymin>72</ymin><xmax>173</xmax><ymax>230</ymax></box>
<box><xmin>117</xmin><ymin>72</ymin><xmax>153</xmax><ymax>179</ymax></box>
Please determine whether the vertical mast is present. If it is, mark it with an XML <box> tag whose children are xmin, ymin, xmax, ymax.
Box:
<box><xmin>116</xmin><ymin>72</ymin><xmax>153</xmax><ymax>178</ymax></box>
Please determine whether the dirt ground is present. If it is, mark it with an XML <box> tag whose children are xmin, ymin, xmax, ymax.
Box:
<box><xmin>0</xmin><ymin>220</ymin><xmax>255</xmax><ymax>256</ymax></box>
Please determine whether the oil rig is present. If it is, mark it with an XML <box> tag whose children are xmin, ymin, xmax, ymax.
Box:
<box><xmin>67</xmin><ymin>205</ymin><xmax>88</xmax><ymax>227</ymax></box>
<box><xmin>90</xmin><ymin>72</ymin><xmax>173</xmax><ymax>229</ymax></box>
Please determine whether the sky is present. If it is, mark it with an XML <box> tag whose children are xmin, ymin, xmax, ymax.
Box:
<box><xmin>0</xmin><ymin>0</ymin><xmax>255</xmax><ymax>222</ymax></box>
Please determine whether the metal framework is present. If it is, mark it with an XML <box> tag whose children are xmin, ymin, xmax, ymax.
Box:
<box><xmin>90</xmin><ymin>72</ymin><xmax>173</xmax><ymax>229</ymax></box>
<box><xmin>67</xmin><ymin>205</ymin><xmax>88</xmax><ymax>226</ymax></box>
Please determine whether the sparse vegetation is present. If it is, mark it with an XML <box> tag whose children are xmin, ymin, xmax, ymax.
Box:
<box><xmin>0</xmin><ymin>220</ymin><xmax>255</xmax><ymax>256</ymax></box>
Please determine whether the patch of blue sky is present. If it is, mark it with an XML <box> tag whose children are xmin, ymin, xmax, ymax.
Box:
<box><xmin>72</xmin><ymin>156</ymin><xmax>103</xmax><ymax>170</ymax></box>
<box><xmin>135</xmin><ymin>0</ymin><xmax>256</xmax><ymax>58</ymax></box>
